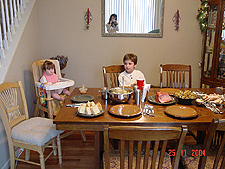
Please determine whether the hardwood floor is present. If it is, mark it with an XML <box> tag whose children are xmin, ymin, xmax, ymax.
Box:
<box><xmin>16</xmin><ymin>131</ymin><xmax>96</xmax><ymax>169</ymax></box>
<box><xmin>16</xmin><ymin>131</ymin><xmax>197</xmax><ymax>169</ymax></box>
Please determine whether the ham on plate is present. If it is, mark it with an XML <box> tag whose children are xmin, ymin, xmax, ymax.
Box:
<box><xmin>155</xmin><ymin>92</ymin><xmax>172</xmax><ymax>103</ymax></box>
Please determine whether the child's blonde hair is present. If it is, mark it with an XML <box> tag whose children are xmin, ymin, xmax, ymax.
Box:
<box><xmin>42</xmin><ymin>60</ymin><xmax>55</xmax><ymax>71</ymax></box>
<box><xmin>123</xmin><ymin>53</ymin><xmax>137</xmax><ymax>65</ymax></box>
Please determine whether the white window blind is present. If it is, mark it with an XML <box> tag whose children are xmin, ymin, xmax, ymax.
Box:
<box><xmin>105</xmin><ymin>0</ymin><xmax>161</xmax><ymax>33</ymax></box>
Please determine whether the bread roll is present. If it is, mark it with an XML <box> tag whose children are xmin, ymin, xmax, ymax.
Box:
<box><xmin>91</xmin><ymin>104</ymin><xmax>100</xmax><ymax>115</ymax></box>
<box><xmin>78</xmin><ymin>106</ymin><xmax>85</xmax><ymax>114</ymax></box>
<box><xmin>96</xmin><ymin>102</ymin><xmax>103</xmax><ymax>111</ymax></box>
<box><xmin>85</xmin><ymin>107</ymin><xmax>92</xmax><ymax>115</ymax></box>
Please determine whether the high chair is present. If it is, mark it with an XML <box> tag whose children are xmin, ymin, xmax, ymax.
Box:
<box><xmin>32</xmin><ymin>59</ymin><xmax>74</xmax><ymax>119</ymax></box>
<box><xmin>32</xmin><ymin>59</ymin><xmax>87</xmax><ymax>141</ymax></box>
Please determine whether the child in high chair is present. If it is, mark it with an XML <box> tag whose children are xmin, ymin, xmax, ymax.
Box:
<box><xmin>40</xmin><ymin>60</ymin><xmax>71</xmax><ymax>101</ymax></box>
<box><xmin>118</xmin><ymin>53</ymin><xmax>146</xmax><ymax>87</ymax></box>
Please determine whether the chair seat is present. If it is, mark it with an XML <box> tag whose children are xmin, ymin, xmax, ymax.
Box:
<box><xmin>11</xmin><ymin>117</ymin><xmax>64</xmax><ymax>146</ymax></box>
<box><xmin>104</xmin><ymin>150</ymin><xmax>172</xmax><ymax>169</ymax></box>
<box><xmin>181</xmin><ymin>144</ymin><xmax>224</xmax><ymax>169</ymax></box>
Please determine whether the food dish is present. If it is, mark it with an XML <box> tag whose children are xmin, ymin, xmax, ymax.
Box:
<box><xmin>165</xmin><ymin>105</ymin><xmax>198</xmax><ymax>119</ymax></box>
<box><xmin>71</xmin><ymin>95</ymin><xmax>94</xmax><ymax>103</ymax></box>
<box><xmin>159</xmin><ymin>88</ymin><xmax>181</xmax><ymax>95</ymax></box>
<box><xmin>76</xmin><ymin>109</ymin><xmax>104</xmax><ymax>117</ymax></box>
<box><xmin>148</xmin><ymin>95</ymin><xmax>176</xmax><ymax>105</ymax></box>
<box><xmin>109</xmin><ymin>104</ymin><xmax>141</xmax><ymax>118</ymax></box>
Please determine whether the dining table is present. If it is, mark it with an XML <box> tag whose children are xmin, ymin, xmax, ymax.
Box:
<box><xmin>53</xmin><ymin>87</ymin><xmax>225</xmax><ymax>169</ymax></box>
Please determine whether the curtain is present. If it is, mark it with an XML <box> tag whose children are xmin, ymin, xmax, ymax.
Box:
<box><xmin>105</xmin><ymin>0</ymin><xmax>160</xmax><ymax>33</ymax></box>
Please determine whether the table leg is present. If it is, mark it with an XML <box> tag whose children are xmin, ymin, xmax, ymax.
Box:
<box><xmin>95</xmin><ymin>131</ymin><xmax>104</xmax><ymax>169</ymax></box>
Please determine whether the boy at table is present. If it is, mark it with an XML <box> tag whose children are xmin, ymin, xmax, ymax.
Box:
<box><xmin>118</xmin><ymin>53</ymin><xmax>146</xmax><ymax>87</ymax></box>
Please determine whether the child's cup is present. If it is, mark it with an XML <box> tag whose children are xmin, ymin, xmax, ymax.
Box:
<box><xmin>137</xmin><ymin>79</ymin><xmax>144</xmax><ymax>90</ymax></box>
<box><xmin>79</xmin><ymin>87</ymin><xmax>87</xmax><ymax>94</ymax></box>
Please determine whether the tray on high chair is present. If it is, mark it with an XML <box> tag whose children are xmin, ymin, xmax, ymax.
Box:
<box><xmin>36</xmin><ymin>78</ymin><xmax>74</xmax><ymax>90</ymax></box>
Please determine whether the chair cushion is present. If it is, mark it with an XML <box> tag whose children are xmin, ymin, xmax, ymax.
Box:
<box><xmin>181</xmin><ymin>144</ymin><xmax>224</xmax><ymax>169</ymax></box>
<box><xmin>11</xmin><ymin>117</ymin><xmax>64</xmax><ymax>146</ymax></box>
<box><xmin>104</xmin><ymin>150</ymin><xmax>172</xmax><ymax>169</ymax></box>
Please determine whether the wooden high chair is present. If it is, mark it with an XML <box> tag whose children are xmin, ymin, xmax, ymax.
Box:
<box><xmin>32</xmin><ymin>59</ymin><xmax>87</xmax><ymax>142</ymax></box>
<box><xmin>32</xmin><ymin>59</ymin><xmax>74</xmax><ymax>119</ymax></box>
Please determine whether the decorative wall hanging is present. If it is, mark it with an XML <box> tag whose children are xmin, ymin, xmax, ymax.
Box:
<box><xmin>197</xmin><ymin>0</ymin><xmax>209</xmax><ymax>33</ymax></box>
<box><xmin>172</xmin><ymin>10</ymin><xmax>181</xmax><ymax>31</ymax></box>
<box><xmin>84</xmin><ymin>8</ymin><xmax>93</xmax><ymax>30</ymax></box>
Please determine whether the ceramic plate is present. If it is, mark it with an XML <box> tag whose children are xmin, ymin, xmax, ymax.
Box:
<box><xmin>159</xmin><ymin>88</ymin><xmax>182</xmax><ymax>95</ymax></box>
<box><xmin>71</xmin><ymin>95</ymin><xmax>94</xmax><ymax>103</ymax></box>
<box><xmin>165</xmin><ymin>105</ymin><xmax>198</xmax><ymax>119</ymax></box>
<box><xmin>148</xmin><ymin>95</ymin><xmax>176</xmax><ymax>105</ymax></box>
<box><xmin>76</xmin><ymin>109</ymin><xmax>104</xmax><ymax>118</ymax></box>
<box><xmin>109</xmin><ymin>104</ymin><xmax>141</xmax><ymax>118</ymax></box>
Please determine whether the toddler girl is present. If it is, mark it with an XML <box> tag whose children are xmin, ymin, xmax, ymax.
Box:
<box><xmin>40</xmin><ymin>60</ymin><xmax>71</xmax><ymax>101</ymax></box>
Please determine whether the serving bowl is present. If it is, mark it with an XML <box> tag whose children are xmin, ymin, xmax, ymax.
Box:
<box><xmin>174</xmin><ymin>90</ymin><xmax>197</xmax><ymax>105</ymax></box>
<box><xmin>107</xmin><ymin>87</ymin><xmax>133</xmax><ymax>103</ymax></box>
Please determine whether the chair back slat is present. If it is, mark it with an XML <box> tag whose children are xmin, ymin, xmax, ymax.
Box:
<box><xmin>102</xmin><ymin>65</ymin><xmax>125</xmax><ymax>88</ymax></box>
<box><xmin>120</xmin><ymin>140</ymin><xmax>125</xmax><ymax>169</ymax></box>
<box><xmin>128</xmin><ymin>141</ymin><xmax>134</xmax><ymax>169</ymax></box>
<box><xmin>160</xmin><ymin>64</ymin><xmax>192</xmax><ymax>88</ymax></box>
<box><xmin>143</xmin><ymin>141</ymin><xmax>151</xmax><ymax>169</ymax></box>
<box><xmin>104</xmin><ymin>125</ymin><xmax>188</xmax><ymax>169</ymax></box>
<box><xmin>158</xmin><ymin>140</ymin><xmax>168</xmax><ymax>169</ymax></box>
<box><xmin>136</xmin><ymin>141</ymin><xmax>142</xmax><ymax>169</ymax></box>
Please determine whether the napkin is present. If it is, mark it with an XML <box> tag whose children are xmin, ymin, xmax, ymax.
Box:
<box><xmin>141</xmin><ymin>84</ymin><xmax>151</xmax><ymax>102</ymax></box>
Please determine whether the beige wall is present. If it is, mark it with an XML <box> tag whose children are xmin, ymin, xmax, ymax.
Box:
<box><xmin>39</xmin><ymin>0</ymin><xmax>203</xmax><ymax>88</ymax></box>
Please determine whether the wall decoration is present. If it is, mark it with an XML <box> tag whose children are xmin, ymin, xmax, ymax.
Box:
<box><xmin>172</xmin><ymin>10</ymin><xmax>181</xmax><ymax>31</ymax></box>
<box><xmin>197</xmin><ymin>0</ymin><xmax>209</xmax><ymax>33</ymax></box>
<box><xmin>84</xmin><ymin>8</ymin><xmax>93</xmax><ymax>30</ymax></box>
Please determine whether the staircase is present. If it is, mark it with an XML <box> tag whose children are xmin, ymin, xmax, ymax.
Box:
<box><xmin>0</xmin><ymin>0</ymin><xmax>36</xmax><ymax>83</ymax></box>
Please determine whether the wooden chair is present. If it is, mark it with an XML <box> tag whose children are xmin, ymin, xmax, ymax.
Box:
<box><xmin>181</xmin><ymin>118</ymin><xmax>225</xmax><ymax>169</ymax></box>
<box><xmin>102</xmin><ymin>65</ymin><xmax>125</xmax><ymax>88</ymax></box>
<box><xmin>0</xmin><ymin>81</ymin><xmax>64</xmax><ymax>169</ymax></box>
<box><xmin>32</xmin><ymin>59</ymin><xmax>86</xmax><ymax>142</ymax></box>
<box><xmin>160</xmin><ymin>64</ymin><xmax>192</xmax><ymax>88</ymax></box>
<box><xmin>104</xmin><ymin>125</ymin><xmax>188</xmax><ymax>169</ymax></box>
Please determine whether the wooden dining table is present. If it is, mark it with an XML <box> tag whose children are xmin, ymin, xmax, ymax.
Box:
<box><xmin>53</xmin><ymin>88</ymin><xmax>225</xmax><ymax>169</ymax></box>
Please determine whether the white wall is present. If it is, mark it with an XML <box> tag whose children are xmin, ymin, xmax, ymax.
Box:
<box><xmin>0</xmin><ymin>2</ymin><xmax>41</xmax><ymax>168</ymax></box>
<box><xmin>39</xmin><ymin>0</ymin><xmax>203</xmax><ymax>89</ymax></box>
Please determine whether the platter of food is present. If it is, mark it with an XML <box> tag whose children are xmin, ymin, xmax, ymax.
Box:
<box><xmin>148</xmin><ymin>92</ymin><xmax>176</xmax><ymax>105</ymax></box>
<box><xmin>109</xmin><ymin>104</ymin><xmax>142</xmax><ymax>118</ymax></box>
<box><xmin>165</xmin><ymin>105</ymin><xmax>198</xmax><ymax>119</ymax></box>
<box><xmin>174</xmin><ymin>90</ymin><xmax>197</xmax><ymax>105</ymax></box>
<box><xmin>201</xmin><ymin>93</ymin><xmax>225</xmax><ymax>105</ymax></box>
<box><xmin>71</xmin><ymin>95</ymin><xmax>94</xmax><ymax>103</ymax></box>
<box><xmin>76</xmin><ymin>101</ymin><xmax>104</xmax><ymax>117</ymax></box>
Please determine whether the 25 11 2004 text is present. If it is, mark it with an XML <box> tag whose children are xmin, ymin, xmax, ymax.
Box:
<box><xmin>168</xmin><ymin>149</ymin><xmax>206</xmax><ymax>156</ymax></box>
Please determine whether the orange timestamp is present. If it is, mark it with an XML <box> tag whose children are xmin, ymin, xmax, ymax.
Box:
<box><xmin>168</xmin><ymin>149</ymin><xmax>206</xmax><ymax>157</ymax></box>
